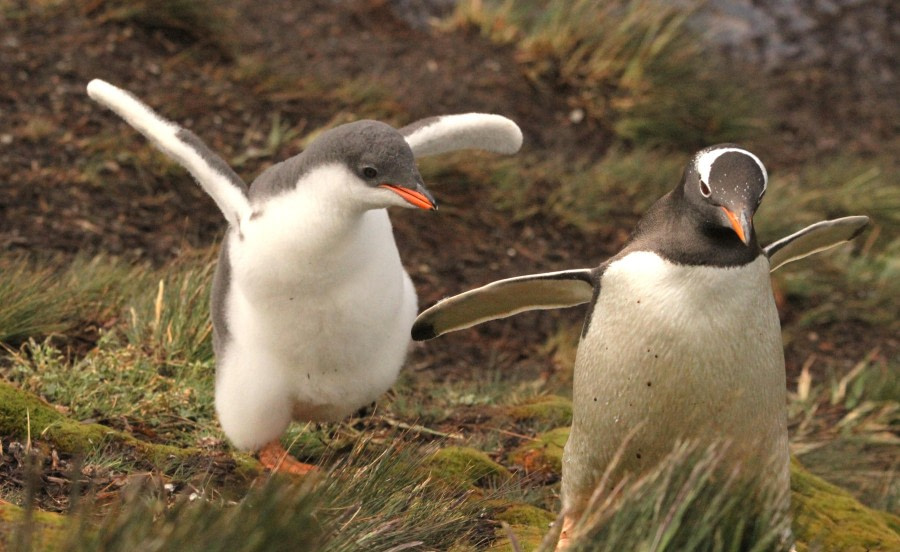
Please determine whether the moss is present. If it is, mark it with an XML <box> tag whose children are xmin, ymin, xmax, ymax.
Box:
<box><xmin>0</xmin><ymin>380</ymin><xmax>260</xmax><ymax>487</ymax></box>
<box><xmin>427</xmin><ymin>446</ymin><xmax>512</xmax><ymax>488</ymax></box>
<box><xmin>495</xmin><ymin>503</ymin><xmax>555</xmax><ymax>528</ymax></box>
<box><xmin>0</xmin><ymin>379</ymin><xmax>114</xmax><ymax>453</ymax></box>
<box><xmin>791</xmin><ymin>458</ymin><xmax>900</xmax><ymax>551</ymax></box>
<box><xmin>489</xmin><ymin>524</ymin><xmax>546</xmax><ymax>552</ymax></box>
<box><xmin>506</xmin><ymin>395</ymin><xmax>573</xmax><ymax>427</ymax></box>
<box><xmin>0</xmin><ymin>502</ymin><xmax>68</xmax><ymax>549</ymax></box>
<box><xmin>508</xmin><ymin>426</ymin><xmax>569</xmax><ymax>474</ymax></box>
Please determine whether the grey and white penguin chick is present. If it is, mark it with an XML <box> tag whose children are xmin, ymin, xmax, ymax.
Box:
<box><xmin>412</xmin><ymin>145</ymin><xmax>868</xmax><ymax>547</ymax></box>
<box><xmin>87</xmin><ymin>79</ymin><xmax>523</xmax><ymax>473</ymax></box>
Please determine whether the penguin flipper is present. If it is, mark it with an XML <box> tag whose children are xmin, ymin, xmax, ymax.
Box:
<box><xmin>412</xmin><ymin>269</ymin><xmax>595</xmax><ymax>340</ymax></box>
<box><xmin>400</xmin><ymin>114</ymin><xmax>523</xmax><ymax>158</ymax></box>
<box><xmin>765</xmin><ymin>215</ymin><xmax>869</xmax><ymax>272</ymax></box>
<box><xmin>86</xmin><ymin>79</ymin><xmax>251</xmax><ymax>227</ymax></box>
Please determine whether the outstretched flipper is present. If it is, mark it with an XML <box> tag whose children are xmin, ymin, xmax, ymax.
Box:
<box><xmin>765</xmin><ymin>216</ymin><xmax>869</xmax><ymax>272</ymax></box>
<box><xmin>412</xmin><ymin>269</ymin><xmax>595</xmax><ymax>340</ymax></box>
<box><xmin>86</xmin><ymin>79</ymin><xmax>251</xmax><ymax>227</ymax></box>
<box><xmin>400</xmin><ymin>113</ymin><xmax>523</xmax><ymax>158</ymax></box>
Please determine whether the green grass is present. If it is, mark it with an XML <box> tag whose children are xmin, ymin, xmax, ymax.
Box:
<box><xmin>449</xmin><ymin>0</ymin><xmax>767</xmax><ymax>149</ymax></box>
<box><xmin>562</xmin><ymin>443</ymin><xmax>791</xmax><ymax>552</ymax></box>
<box><xmin>0</xmin><ymin>250</ymin><xmax>218</xmax><ymax>447</ymax></box>
<box><xmin>0</xmin><ymin>255</ymin><xmax>132</xmax><ymax>345</ymax></box>
<box><xmin>6</xmin><ymin>439</ymin><xmax>500</xmax><ymax>552</ymax></box>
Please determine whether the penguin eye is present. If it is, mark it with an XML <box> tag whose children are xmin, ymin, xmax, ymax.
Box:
<box><xmin>362</xmin><ymin>167</ymin><xmax>378</xmax><ymax>179</ymax></box>
<box><xmin>699</xmin><ymin>179</ymin><xmax>711</xmax><ymax>198</ymax></box>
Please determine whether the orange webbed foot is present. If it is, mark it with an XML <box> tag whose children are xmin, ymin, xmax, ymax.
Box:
<box><xmin>258</xmin><ymin>440</ymin><xmax>317</xmax><ymax>476</ymax></box>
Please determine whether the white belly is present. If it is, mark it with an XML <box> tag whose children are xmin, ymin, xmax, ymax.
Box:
<box><xmin>562</xmin><ymin>252</ymin><xmax>789</xmax><ymax>512</ymax></box>
<box><xmin>215</xmin><ymin>208</ymin><xmax>416</xmax><ymax>450</ymax></box>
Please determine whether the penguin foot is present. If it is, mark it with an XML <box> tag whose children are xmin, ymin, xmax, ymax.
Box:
<box><xmin>258</xmin><ymin>441</ymin><xmax>317</xmax><ymax>475</ymax></box>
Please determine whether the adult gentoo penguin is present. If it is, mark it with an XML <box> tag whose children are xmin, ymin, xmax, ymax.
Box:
<box><xmin>87</xmin><ymin>79</ymin><xmax>523</xmax><ymax>473</ymax></box>
<box><xmin>412</xmin><ymin>145</ymin><xmax>868</xmax><ymax>547</ymax></box>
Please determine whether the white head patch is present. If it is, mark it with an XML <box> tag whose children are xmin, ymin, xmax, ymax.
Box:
<box><xmin>696</xmin><ymin>147</ymin><xmax>768</xmax><ymax>193</ymax></box>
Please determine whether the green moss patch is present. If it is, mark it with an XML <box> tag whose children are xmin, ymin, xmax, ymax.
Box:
<box><xmin>508</xmin><ymin>427</ymin><xmax>569</xmax><ymax>474</ymax></box>
<box><xmin>427</xmin><ymin>446</ymin><xmax>512</xmax><ymax>488</ymax></box>
<box><xmin>791</xmin><ymin>458</ymin><xmax>900</xmax><ymax>551</ymax></box>
<box><xmin>506</xmin><ymin>395</ymin><xmax>573</xmax><ymax>428</ymax></box>
<box><xmin>0</xmin><ymin>502</ymin><xmax>68</xmax><ymax>549</ymax></box>
<box><xmin>495</xmin><ymin>503</ymin><xmax>555</xmax><ymax>528</ymax></box>
<box><xmin>489</xmin><ymin>523</ymin><xmax>546</xmax><ymax>552</ymax></box>
<box><xmin>0</xmin><ymin>381</ymin><xmax>259</xmax><ymax>486</ymax></box>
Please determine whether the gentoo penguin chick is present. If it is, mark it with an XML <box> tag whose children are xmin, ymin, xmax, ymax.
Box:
<box><xmin>412</xmin><ymin>145</ymin><xmax>868</xmax><ymax>547</ymax></box>
<box><xmin>87</xmin><ymin>79</ymin><xmax>523</xmax><ymax>473</ymax></box>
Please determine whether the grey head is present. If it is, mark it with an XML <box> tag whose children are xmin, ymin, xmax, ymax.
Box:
<box><xmin>249</xmin><ymin>120</ymin><xmax>436</xmax><ymax>210</ymax></box>
<box><xmin>627</xmin><ymin>144</ymin><xmax>768</xmax><ymax>266</ymax></box>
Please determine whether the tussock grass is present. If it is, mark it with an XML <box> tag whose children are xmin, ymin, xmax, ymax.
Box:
<box><xmin>558</xmin><ymin>443</ymin><xmax>791</xmax><ymax>552</ymax></box>
<box><xmin>0</xmin><ymin>255</ymin><xmax>132</xmax><ymax>345</ymax></box>
<box><xmin>9</xmin><ymin>439</ymin><xmax>493</xmax><ymax>551</ymax></box>
<box><xmin>122</xmin><ymin>251</ymin><xmax>216</xmax><ymax>365</ymax></box>
<box><xmin>761</xmin><ymin>153</ymin><xmax>899</xmax><ymax>328</ymax></box>
<box><xmin>3</xmin><ymin>337</ymin><xmax>217</xmax><ymax>447</ymax></box>
<box><xmin>450</xmin><ymin>0</ymin><xmax>766</xmax><ymax>148</ymax></box>
<box><xmin>1</xmin><ymin>249</ymin><xmax>218</xmax><ymax>445</ymax></box>
<box><xmin>546</xmin><ymin>147</ymin><xmax>684</xmax><ymax>231</ymax></box>
<box><xmin>788</xmin><ymin>348</ymin><xmax>899</xmax><ymax>513</ymax></box>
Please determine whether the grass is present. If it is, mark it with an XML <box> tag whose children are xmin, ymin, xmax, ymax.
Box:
<box><xmin>0</xmin><ymin>255</ymin><xmax>132</xmax><ymax>345</ymax></box>
<box><xmin>6</xmin><ymin>438</ymin><xmax>496</xmax><ymax>552</ymax></box>
<box><xmin>562</xmin><ymin>443</ymin><xmax>791</xmax><ymax>552</ymax></box>
<box><xmin>0</xmin><ymin>250</ymin><xmax>218</xmax><ymax>447</ymax></box>
<box><xmin>449</xmin><ymin>0</ymin><xmax>767</xmax><ymax>149</ymax></box>
<box><xmin>0</xmin><ymin>246</ymin><xmax>896</xmax><ymax>548</ymax></box>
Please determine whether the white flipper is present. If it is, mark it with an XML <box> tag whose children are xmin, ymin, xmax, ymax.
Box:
<box><xmin>412</xmin><ymin>269</ymin><xmax>594</xmax><ymax>340</ymax></box>
<box><xmin>765</xmin><ymin>216</ymin><xmax>869</xmax><ymax>272</ymax></box>
<box><xmin>400</xmin><ymin>113</ymin><xmax>523</xmax><ymax>158</ymax></box>
<box><xmin>86</xmin><ymin>79</ymin><xmax>251</xmax><ymax>227</ymax></box>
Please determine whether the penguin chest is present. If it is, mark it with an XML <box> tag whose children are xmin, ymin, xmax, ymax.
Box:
<box><xmin>220</xmin><ymin>209</ymin><xmax>417</xmax><ymax>417</ymax></box>
<box><xmin>569</xmin><ymin>252</ymin><xmax>786</xmax><ymax>480</ymax></box>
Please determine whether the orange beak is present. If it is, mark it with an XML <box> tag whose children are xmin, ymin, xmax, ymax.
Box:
<box><xmin>380</xmin><ymin>183</ymin><xmax>437</xmax><ymax>210</ymax></box>
<box><xmin>721</xmin><ymin>206</ymin><xmax>751</xmax><ymax>245</ymax></box>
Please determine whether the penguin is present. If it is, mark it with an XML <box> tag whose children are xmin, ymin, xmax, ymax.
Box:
<box><xmin>87</xmin><ymin>79</ymin><xmax>523</xmax><ymax>473</ymax></box>
<box><xmin>411</xmin><ymin>144</ymin><xmax>868</xmax><ymax>547</ymax></box>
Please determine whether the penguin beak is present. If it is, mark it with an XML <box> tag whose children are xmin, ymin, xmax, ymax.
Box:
<box><xmin>379</xmin><ymin>182</ymin><xmax>438</xmax><ymax>211</ymax></box>
<box><xmin>721</xmin><ymin>206</ymin><xmax>753</xmax><ymax>246</ymax></box>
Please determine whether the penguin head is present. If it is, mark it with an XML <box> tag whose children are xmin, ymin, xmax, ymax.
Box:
<box><xmin>303</xmin><ymin>120</ymin><xmax>437</xmax><ymax>211</ymax></box>
<box><xmin>681</xmin><ymin>145</ymin><xmax>767</xmax><ymax>246</ymax></box>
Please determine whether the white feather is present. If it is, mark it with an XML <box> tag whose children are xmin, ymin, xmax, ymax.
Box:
<box><xmin>404</xmin><ymin>113</ymin><xmax>523</xmax><ymax>157</ymax></box>
<box><xmin>214</xmin><ymin>165</ymin><xmax>417</xmax><ymax>450</ymax></box>
<box><xmin>86</xmin><ymin>79</ymin><xmax>251</xmax><ymax>226</ymax></box>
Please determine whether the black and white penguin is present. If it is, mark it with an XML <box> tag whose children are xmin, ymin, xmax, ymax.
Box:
<box><xmin>87</xmin><ymin>79</ymin><xmax>523</xmax><ymax>473</ymax></box>
<box><xmin>411</xmin><ymin>145</ymin><xmax>868</xmax><ymax>547</ymax></box>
